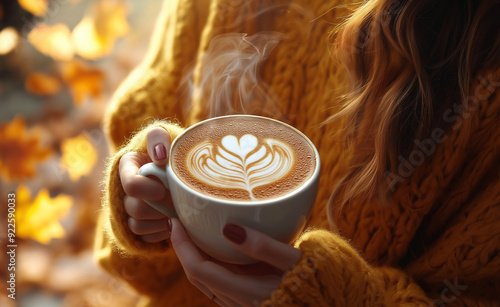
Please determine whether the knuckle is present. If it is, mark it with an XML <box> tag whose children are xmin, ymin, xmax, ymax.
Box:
<box><xmin>141</xmin><ymin>232</ymin><xmax>166</xmax><ymax>243</ymax></box>
<box><xmin>124</xmin><ymin>196</ymin><xmax>138</xmax><ymax>216</ymax></box>
<box><xmin>122</xmin><ymin>178</ymin><xmax>142</xmax><ymax>198</ymax></box>
<box><xmin>248</xmin><ymin>237</ymin><xmax>270</xmax><ymax>258</ymax></box>
<box><xmin>125</xmin><ymin>198</ymin><xmax>150</xmax><ymax>219</ymax></box>
<box><xmin>127</xmin><ymin>218</ymin><xmax>142</xmax><ymax>235</ymax></box>
<box><xmin>186</xmin><ymin>262</ymin><xmax>203</xmax><ymax>278</ymax></box>
<box><xmin>133</xmin><ymin>204</ymin><xmax>149</xmax><ymax>219</ymax></box>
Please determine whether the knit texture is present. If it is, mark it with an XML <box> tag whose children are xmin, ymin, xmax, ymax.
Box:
<box><xmin>95</xmin><ymin>0</ymin><xmax>500</xmax><ymax>306</ymax></box>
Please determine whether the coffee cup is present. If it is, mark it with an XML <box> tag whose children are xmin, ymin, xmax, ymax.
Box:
<box><xmin>138</xmin><ymin>115</ymin><xmax>320</xmax><ymax>264</ymax></box>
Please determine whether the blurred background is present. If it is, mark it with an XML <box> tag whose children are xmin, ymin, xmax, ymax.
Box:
<box><xmin>0</xmin><ymin>0</ymin><xmax>163</xmax><ymax>306</ymax></box>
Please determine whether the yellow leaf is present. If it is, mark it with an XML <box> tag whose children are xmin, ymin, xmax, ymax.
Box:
<box><xmin>94</xmin><ymin>1</ymin><xmax>129</xmax><ymax>41</ymax></box>
<box><xmin>25</xmin><ymin>72</ymin><xmax>61</xmax><ymax>95</ymax></box>
<box><xmin>0</xmin><ymin>117</ymin><xmax>53</xmax><ymax>182</ymax></box>
<box><xmin>72</xmin><ymin>17</ymin><xmax>110</xmax><ymax>60</ymax></box>
<box><xmin>28</xmin><ymin>23</ymin><xmax>74</xmax><ymax>61</ymax></box>
<box><xmin>16</xmin><ymin>185</ymin><xmax>73</xmax><ymax>244</ymax></box>
<box><xmin>72</xmin><ymin>0</ymin><xmax>129</xmax><ymax>59</ymax></box>
<box><xmin>0</xmin><ymin>27</ymin><xmax>19</xmax><ymax>55</ymax></box>
<box><xmin>60</xmin><ymin>60</ymin><xmax>104</xmax><ymax>105</ymax></box>
<box><xmin>18</xmin><ymin>0</ymin><xmax>48</xmax><ymax>16</ymax></box>
<box><xmin>60</xmin><ymin>133</ymin><xmax>97</xmax><ymax>181</ymax></box>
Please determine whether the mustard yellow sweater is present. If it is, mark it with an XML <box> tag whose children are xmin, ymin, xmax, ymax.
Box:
<box><xmin>95</xmin><ymin>0</ymin><xmax>500</xmax><ymax>306</ymax></box>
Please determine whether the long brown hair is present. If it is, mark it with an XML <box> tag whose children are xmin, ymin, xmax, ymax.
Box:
<box><xmin>329</xmin><ymin>0</ymin><xmax>500</xmax><ymax>209</ymax></box>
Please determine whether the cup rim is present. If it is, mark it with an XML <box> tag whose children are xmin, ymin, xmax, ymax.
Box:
<box><xmin>168</xmin><ymin>114</ymin><xmax>320</xmax><ymax>206</ymax></box>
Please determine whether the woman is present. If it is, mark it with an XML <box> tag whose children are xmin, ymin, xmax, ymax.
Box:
<box><xmin>96</xmin><ymin>0</ymin><xmax>500</xmax><ymax>305</ymax></box>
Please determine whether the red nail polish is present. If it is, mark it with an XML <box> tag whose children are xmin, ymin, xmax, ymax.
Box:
<box><xmin>223</xmin><ymin>224</ymin><xmax>246</xmax><ymax>244</ymax></box>
<box><xmin>166</xmin><ymin>218</ymin><xmax>172</xmax><ymax>233</ymax></box>
<box><xmin>154</xmin><ymin>144</ymin><xmax>166</xmax><ymax>160</ymax></box>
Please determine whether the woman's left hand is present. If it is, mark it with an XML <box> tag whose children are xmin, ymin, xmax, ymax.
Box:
<box><xmin>169</xmin><ymin>218</ymin><xmax>302</xmax><ymax>306</ymax></box>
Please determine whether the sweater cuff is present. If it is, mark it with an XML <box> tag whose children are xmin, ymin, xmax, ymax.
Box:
<box><xmin>262</xmin><ymin>229</ymin><xmax>386</xmax><ymax>306</ymax></box>
<box><xmin>102</xmin><ymin>120</ymin><xmax>185</xmax><ymax>256</ymax></box>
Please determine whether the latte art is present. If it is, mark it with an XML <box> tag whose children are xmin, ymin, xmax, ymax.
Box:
<box><xmin>186</xmin><ymin>134</ymin><xmax>295</xmax><ymax>200</ymax></box>
<box><xmin>172</xmin><ymin>116</ymin><xmax>316</xmax><ymax>201</ymax></box>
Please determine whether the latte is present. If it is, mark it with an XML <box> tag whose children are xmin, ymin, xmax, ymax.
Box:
<box><xmin>172</xmin><ymin>116</ymin><xmax>316</xmax><ymax>201</ymax></box>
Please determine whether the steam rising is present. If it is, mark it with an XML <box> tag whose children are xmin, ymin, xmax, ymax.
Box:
<box><xmin>182</xmin><ymin>32</ymin><xmax>285</xmax><ymax>118</ymax></box>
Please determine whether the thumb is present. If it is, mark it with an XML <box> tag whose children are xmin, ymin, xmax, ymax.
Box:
<box><xmin>147</xmin><ymin>127</ymin><xmax>171</xmax><ymax>167</ymax></box>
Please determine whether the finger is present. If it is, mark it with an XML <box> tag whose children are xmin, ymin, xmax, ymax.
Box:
<box><xmin>128</xmin><ymin>217</ymin><xmax>170</xmax><ymax>235</ymax></box>
<box><xmin>169</xmin><ymin>218</ymin><xmax>240</xmax><ymax>286</ymax></box>
<box><xmin>120</xmin><ymin>152</ymin><xmax>167</xmax><ymax>200</ymax></box>
<box><xmin>124</xmin><ymin>196</ymin><xmax>168</xmax><ymax>220</ymax></box>
<box><xmin>223</xmin><ymin>224</ymin><xmax>302</xmax><ymax>272</ymax></box>
<box><xmin>141</xmin><ymin>231</ymin><xmax>170</xmax><ymax>243</ymax></box>
<box><xmin>190</xmin><ymin>278</ymin><xmax>241</xmax><ymax>307</ymax></box>
<box><xmin>169</xmin><ymin>219</ymin><xmax>272</xmax><ymax>301</ymax></box>
<box><xmin>212</xmin><ymin>291</ymin><xmax>254</xmax><ymax>307</ymax></box>
<box><xmin>169</xmin><ymin>218</ymin><xmax>207</xmax><ymax>263</ymax></box>
<box><xmin>147</xmin><ymin>127</ymin><xmax>171</xmax><ymax>167</ymax></box>
<box><xmin>213</xmin><ymin>296</ymin><xmax>230</xmax><ymax>307</ymax></box>
<box><xmin>213</xmin><ymin>295</ymin><xmax>237</xmax><ymax>307</ymax></box>
<box><xmin>188</xmin><ymin>278</ymin><xmax>215</xmax><ymax>300</ymax></box>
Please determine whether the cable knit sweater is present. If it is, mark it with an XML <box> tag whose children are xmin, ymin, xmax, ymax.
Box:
<box><xmin>95</xmin><ymin>0</ymin><xmax>500</xmax><ymax>306</ymax></box>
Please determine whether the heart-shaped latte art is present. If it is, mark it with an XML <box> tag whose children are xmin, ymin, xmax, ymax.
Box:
<box><xmin>186</xmin><ymin>134</ymin><xmax>295</xmax><ymax>200</ymax></box>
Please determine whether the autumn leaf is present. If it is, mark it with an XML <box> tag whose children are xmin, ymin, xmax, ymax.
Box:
<box><xmin>0</xmin><ymin>27</ymin><xmax>19</xmax><ymax>55</ymax></box>
<box><xmin>72</xmin><ymin>0</ymin><xmax>129</xmax><ymax>59</ymax></box>
<box><xmin>60</xmin><ymin>133</ymin><xmax>97</xmax><ymax>181</ymax></box>
<box><xmin>18</xmin><ymin>0</ymin><xmax>48</xmax><ymax>16</ymax></box>
<box><xmin>16</xmin><ymin>185</ymin><xmax>73</xmax><ymax>244</ymax></box>
<box><xmin>94</xmin><ymin>1</ymin><xmax>129</xmax><ymax>40</ymax></box>
<box><xmin>25</xmin><ymin>72</ymin><xmax>61</xmax><ymax>95</ymax></box>
<box><xmin>28</xmin><ymin>23</ymin><xmax>74</xmax><ymax>61</ymax></box>
<box><xmin>0</xmin><ymin>117</ymin><xmax>53</xmax><ymax>182</ymax></box>
<box><xmin>60</xmin><ymin>60</ymin><xmax>104</xmax><ymax>105</ymax></box>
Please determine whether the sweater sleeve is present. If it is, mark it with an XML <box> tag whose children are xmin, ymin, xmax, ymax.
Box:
<box><xmin>94</xmin><ymin>121</ymin><xmax>184</xmax><ymax>293</ymax></box>
<box><xmin>100</xmin><ymin>120</ymin><xmax>184</xmax><ymax>255</ymax></box>
<box><xmin>103</xmin><ymin>0</ymin><xmax>211</xmax><ymax>149</ymax></box>
<box><xmin>95</xmin><ymin>121</ymin><xmax>217</xmax><ymax>306</ymax></box>
<box><xmin>262</xmin><ymin>229</ymin><xmax>431</xmax><ymax>306</ymax></box>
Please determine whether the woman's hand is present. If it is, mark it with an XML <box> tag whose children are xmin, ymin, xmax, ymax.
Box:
<box><xmin>119</xmin><ymin>127</ymin><xmax>174</xmax><ymax>243</ymax></box>
<box><xmin>169</xmin><ymin>218</ymin><xmax>302</xmax><ymax>306</ymax></box>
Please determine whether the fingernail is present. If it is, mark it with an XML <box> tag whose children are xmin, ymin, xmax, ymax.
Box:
<box><xmin>154</xmin><ymin>144</ymin><xmax>166</xmax><ymax>160</ymax></box>
<box><xmin>223</xmin><ymin>224</ymin><xmax>246</xmax><ymax>244</ymax></box>
<box><xmin>166</xmin><ymin>218</ymin><xmax>172</xmax><ymax>233</ymax></box>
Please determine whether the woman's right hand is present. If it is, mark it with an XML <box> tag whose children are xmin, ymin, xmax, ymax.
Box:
<box><xmin>119</xmin><ymin>127</ymin><xmax>174</xmax><ymax>243</ymax></box>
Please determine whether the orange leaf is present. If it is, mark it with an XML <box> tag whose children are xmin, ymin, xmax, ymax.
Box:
<box><xmin>16</xmin><ymin>185</ymin><xmax>73</xmax><ymax>244</ymax></box>
<box><xmin>72</xmin><ymin>0</ymin><xmax>129</xmax><ymax>59</ymax></box>
<box><xmin>28</xmin><ymin>23</ymin><xmax>74</xmax><ymax>61</ymax></box>
<box><xmin>18</xmin><ymin>0</ymin><xmax>48</xmax><ymax>16</ymax></box>
<box><xmin>60</xmin><ymin>60</ymin><xmax>104</xmax><ymax>105</ymax></box>
<box><xmin>0</xmin><ymin>117</ymin><xmax>53</xmax><ymax>182</ymax></box>
<box><xmin>25</xmin><ymin>72</ymin><xmax>61</xmax><ymax>95</ymax></box>
<box><xmin>60</xmin><ymin>133</ymin><xmax>98</xmax><ymax>181</ymax></box>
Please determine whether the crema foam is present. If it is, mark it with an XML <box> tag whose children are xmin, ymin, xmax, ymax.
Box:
<box><xmin>172</xmin><ymin>117</ymin><xmax>316</xmax><ymax>201</ymax></box>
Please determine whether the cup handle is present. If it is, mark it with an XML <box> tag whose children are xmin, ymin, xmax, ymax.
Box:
<box><xmin>138</xmin><ymin>163</ymin><xmax>177</xmax><ymax>218</ymax></box>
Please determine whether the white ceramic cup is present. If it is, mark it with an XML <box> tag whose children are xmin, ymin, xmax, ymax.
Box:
<box><xmin>138</xmin><ymin>115</ymin><xmax>320</xmax><ymax>264</ymax></box>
